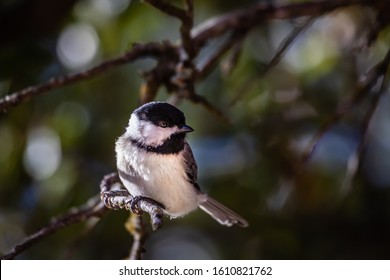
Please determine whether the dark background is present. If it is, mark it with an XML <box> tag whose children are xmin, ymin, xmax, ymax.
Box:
<box><xmin>1</xmin><ymin>0</ymin><xmax>390</xmax><ymax>259</ymax></box>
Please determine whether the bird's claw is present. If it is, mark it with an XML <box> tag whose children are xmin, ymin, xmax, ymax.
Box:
<box><xmin>130</xmin><ymin>196</ymin><xmax>144</xmax><ymax>215</ymax></box>
<box><xmin>130</xmin><ymin>196</ymin><xmax>165</xmax><ymax>215</ymax></box>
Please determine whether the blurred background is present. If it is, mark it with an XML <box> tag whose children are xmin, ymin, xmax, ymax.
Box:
<box><xmin>1</xmin><ymin>0</ymin><xmax>390</xmax><ymax>259</ymax></box>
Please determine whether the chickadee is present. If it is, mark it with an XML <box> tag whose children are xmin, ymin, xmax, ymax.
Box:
<box><xmin>115</xmin><ymin>101</ymin><xmax>248</xmax><ymax>227</ymax></box>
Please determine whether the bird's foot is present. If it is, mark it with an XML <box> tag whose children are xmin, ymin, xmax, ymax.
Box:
<box><xmin>130</xmin><ymin>196</ymin><xmax>165</xmax><ymax>215</ymax></box>
<box><xmin>101</xmin><ymin>190</ymin><xmax>131</xmax><ymax>210</ymax></box>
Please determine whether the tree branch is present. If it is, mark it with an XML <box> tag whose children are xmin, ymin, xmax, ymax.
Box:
<box><xmin>145</xmin><ymin>0</ymin><xmax>195</xmax><ymax>60</ymax></box>
<box><xmin>0</xmin><ymin>196</ymin><xmax>106</xmax><ymax>260</ymax></box>
<box><xmin>0</xmin><ymin>42</ymin><xmax>177</xmax><ymax>112</ymax></box>
<box><xmin>0</xmin><ymin>171</ymin><xmax>166</xmax><ymax>260</ymax></box>
<box><xmin>192</xmin><ymin>0</ymin><xmax>381</xmax><ymax>50</ymax></box>
<box><xmin>144</xmin><ymin>0</ymin><xmax>188</xmax><ymax>22</ymax></box>
<box><xmin>1</xmin><ymin>0</ymin><xmax>382</xmax><ymax>113</ymax></box>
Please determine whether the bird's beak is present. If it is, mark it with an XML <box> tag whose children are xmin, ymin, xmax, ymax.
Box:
<box><xmin>176</xmin><ymin>124</ymin><xmax>194</xmax><ymax>134</ymax></box>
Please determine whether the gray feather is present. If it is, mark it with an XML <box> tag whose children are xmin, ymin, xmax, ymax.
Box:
<box><xmin>199</xmin><ymin>195</ymin><xmax>249</xmax><ymax>227</ymax></box>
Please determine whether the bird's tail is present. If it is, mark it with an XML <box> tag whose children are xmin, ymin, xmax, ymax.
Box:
<box><xmin>199</xmin><ymin>195</ymin><xmax>249</xmax><ymax>227</ymax></box>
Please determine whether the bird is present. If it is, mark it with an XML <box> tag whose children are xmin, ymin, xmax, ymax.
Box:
<box><xmin>115</xmin><ymin>101</ymin><xmax>248</xmax><ymax>227</ymax></box>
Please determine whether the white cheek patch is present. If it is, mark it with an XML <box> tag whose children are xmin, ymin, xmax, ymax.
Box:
<box><xmin>142</xmin><ymin>123</ymin><xmax>177</xmax><ymax>146</ymax></box>
<box><xmin>126</xmin><ymin>114</ymin><xmax>177</xmax><ymax>146</ymax></box>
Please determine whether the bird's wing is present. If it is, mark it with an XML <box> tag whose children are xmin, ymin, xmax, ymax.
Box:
<box><xmin>182</xmin><ymin>140</ymin><xmax>200</xmax><ymax>189</ymax></box>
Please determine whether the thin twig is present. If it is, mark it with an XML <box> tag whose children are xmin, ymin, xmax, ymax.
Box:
<box><xmin>230</xmin><ymin>16</ymin><xmax>316</xmax><ymax>105</ymax></box>
<box><xmin>144</xmin><ymin>0</ymin><xmax>187</xmax><ymax>21</ymax></box>
<box><xmin>126</xmin><ymin>214</ymin><xmax>147</xmax><ymax>260</ymax></box>
<box><xmin>196</xmin><ymin>29</ymin><xmax>249</xmax><ymax>80</ymax></box>
<box><xmin>188</xmin><ymin>91</ymin><xmax>231</xmax><ymax>124</ymax></box>
<box><xmin>302</xmin><ymin>48</ymin><xmax>390</xmax><ymax>163</ymax></box>
<box><xmin>220</xmin><ymin>39</ymin><xmax>244</xmax><ymax>77</ymax></box>
<box><xmin>145</xmin><ymin>0</ymin><xmax>195</xmax><ymax>58</ymax></box>
<box><xmin>342</xmin><ymin>61</ymin><xmax>390</xmax><ymax>194</ymax></box>
<box><xmin>64</xmin><ymin>216</ymin><xmax>101</xmax><ymax>259</ymax></box>
<box><xmin>180</xmin><ymin>0</ymin><xmax>195</xmax><ymax>61</ymax></box>
<box><xmin>0</xmin><ymin>196</ymin><xmax>106</xmax><ymax>260</ymax></box>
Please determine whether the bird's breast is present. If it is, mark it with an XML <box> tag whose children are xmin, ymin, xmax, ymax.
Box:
<box><xmin>116</xmin><ymin>138</ymin><xmax>199</xmax><ymax>217</ymax></box>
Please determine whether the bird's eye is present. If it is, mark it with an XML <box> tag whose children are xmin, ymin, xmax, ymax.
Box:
<box><xmin>158</xmin><ymin>121</ymin><xmax>168</xmax><ymax>128</ymax></box>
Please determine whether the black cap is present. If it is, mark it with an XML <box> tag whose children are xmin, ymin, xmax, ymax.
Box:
<box><xmin>134</xmin><ymin>101</ymin><xmax>186</xmax><ymax>128</ymax></box>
